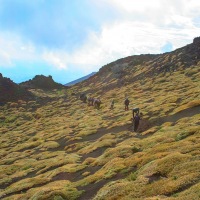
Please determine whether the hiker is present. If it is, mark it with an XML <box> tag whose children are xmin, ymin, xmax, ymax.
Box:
<box><xmin>133</xmin><ymin>112</ymin><xmax>141</xmax><ymax>132</ymax></box>
<box><xmin>124</xmin><ymin>98</ymin><xmax>130</xmax><ymax>111</ymax></box>
<box><xmin>132</xmin><ymin>107</ymin><xmax>139</xmax><ymax>118</ymax></box>
<box><xmin>79</xmin><ymin>93</ymin><xmax>85</xmax><ymax>101</ymax></box>
<box><xmin>94</xmin><ymin>98</ymin><xmax>101</xmax><ymax>109</ymax></box>
<box><xmin>80</xmin><ymin>93</ymin><xmax>84</xmax><ymax>99</ymax></box>
<box><xmin>88</xmin><ymin>97</ymin><xmax>94</xmax><ymax>106</ymax></box>
<box><xmin>80</xmin><ymin>93</ymin><xmax>87</xmax><ymax>103</ymax></box>
<box><xmin>110</xmin><ymin>99</ymin><xmax>114</xmax><ymax>109</ymax></box>
<box><xmin>83</xmin><ymin>95</ymin><xmax>87</xmax><ymax>103</ymax></box>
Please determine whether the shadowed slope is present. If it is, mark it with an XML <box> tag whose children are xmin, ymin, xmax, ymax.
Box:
<box><xmin>0</xmin><ymin>73</ymin><xmax>34</xmax><ymax>104</ymax></box>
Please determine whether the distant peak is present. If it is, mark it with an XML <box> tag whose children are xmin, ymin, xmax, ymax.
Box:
<box><xmin>65</xmin><ymin>72</ymin><xmax>96</xmax><ymax>86</ymax></box>
<box><xmin>20</xmin><ymin>74</ymin><xmax>65</xmax><ymax>90</ymax></box>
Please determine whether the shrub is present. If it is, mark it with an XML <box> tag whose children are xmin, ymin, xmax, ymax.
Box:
<box><xmin>9</xmin><ymin>102</ymin><xmax>18</xmax><ymax>108</ymax></box>
<box><xmin>18</xmin><ymin>100</ymin><xmax>26</xmax><ymax>105</ymax></box>
<box><xmin>5</xmin><ymin>115</ymin><xmax>18</xmax><ymax>123</ymax></box>
<box><xmin>127</xmin><ymin>172</ymin><xmax>138</xmax><ymax>181</ymax></box>
<box><xmin>33</xmin><ymin>112</ymin><xmax>42</xmax><ymax>119</ymax></box>
<box><xmin>185</xmin><ymin>68</ymin><xmax>199</xmax><ymax>76</ymax></box>
<box><xmin>82</xmin><ymin>171</ymin><xmax>90</xmax><ymax>176</ymax></box>
<box><xmin>22</xmin><ymin>112</ymin><xmax>33</xmax><ymax>120</ymax></box>
<box><xmin>175</xmin><ymin>129</ymin><xmax>197</xmax><ymax>141</ymax></box>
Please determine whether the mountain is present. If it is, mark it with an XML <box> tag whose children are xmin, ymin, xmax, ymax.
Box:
<box><xmin>65</xmin><ymin>72</ymin><xmax>96</xmax><ymax>86</ymax></box>
<box><xmin>20</xmin><ymin>75</ymin><xmax>65</xmax><ymax>90</ymax></box>
<box><xmin>0</xmin><ymin>37</ymin><xmax>200</xmax><ymax>200</ymax></box>
<box><xmin>76</xmin><ymin>36</ymin><xmax>200</xmax><ymax>93</ymax></box>
<box><xmin>0</xmin><ymin>73</ymin><xmax>33</xmax><ymax>104</ymax></box>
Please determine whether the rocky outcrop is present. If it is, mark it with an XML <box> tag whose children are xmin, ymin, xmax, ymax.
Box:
<box><xmin>0</xmin><ymin>73</ymin><xmax>33</xmax><ymax>104</ymax></box>
<box><xmin>147</xmin><ymin>36</ymin><xmax>200</xmax><ymax>75</ymax></box>
<box><xmin>193</xmin><ymin>36</ymin><xmax>200</xmax><ymax>44</ymax></box>
<box><xmin>20</xmin><ymin>75</ymin><xmax>65</xmax><ymax>90</ymax></box>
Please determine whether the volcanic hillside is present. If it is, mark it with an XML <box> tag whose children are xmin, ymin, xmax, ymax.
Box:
<box><xmin>20</xmin><ymin>75</ymin><xmax>65</xmax><ymax>90</ymax></box>
<box><xmin>0</xmin><ymin>73</ymin><xmax>33</xmax><ymax>104</ymax></box>
<box><xmin>0</xmin><ymin>37</ymin><xmax>200</xmax><ymax>200</ymax></box>
<box><xmin>75</xmin><ymin>37</ymin><xmax>200</xmax><ymax>93</ymax></box>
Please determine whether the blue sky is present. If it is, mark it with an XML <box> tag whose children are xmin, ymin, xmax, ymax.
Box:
<box><xmin>0</xmin><ymin>0</ymin><xmax>200</xmax><ymax>84</ymax></box>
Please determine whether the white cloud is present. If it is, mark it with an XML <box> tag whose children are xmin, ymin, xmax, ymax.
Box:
<box><xmin>109</xmin><ymin>0</ymin><xmax>161</xmax><ymax>12</ymax></box>
<box><xmin>0</xmin><ymin>31</ymin><xmax>37</xmax><ymax>67</ymax></box>
<box><xmin>58</xmin><ymin>20</ymin><xmax>199</xmax><ymax>73</ymax></box>
<box><xmin>108</xmin><ymin>0</ymin><xmax>200</xmax><ymax>28</ymax></box>
<box><xmin>0</xmin><ymin>0</ymin><xmax>200</xmax><ymax>75</ymax></box>
<box><xmin>42</xmin><ymin>51</ymin><xmax>69</xmax><ymax>70</ymax></box>
<box><xmin>60</xmin><ymin>0</ymin><xmax>200</xmax><ymax>72</ymax></box>
<box><xmin>2</xmin><ymin>19</ymin><xmax>198</xmax><ymax>74</ymax></box>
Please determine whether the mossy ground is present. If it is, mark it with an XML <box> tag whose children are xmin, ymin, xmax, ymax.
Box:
<box><xmin>0</xmin><ymin>63</ymin><xmax>200</xmax><ymax>200</ymax></box>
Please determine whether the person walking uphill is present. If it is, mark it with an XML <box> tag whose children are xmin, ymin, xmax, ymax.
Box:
<box><xmin>110</xmin><ymin>99</ymin><xmax>115</xmax><ymax>109</ymax></box>
<box><xmin>94</xmin><ymin>98</ymin><xmax>101</xmax><ymax>109</ymax></box>
<box><xmin>124</xmin><ymin>98</ymin><xmax>130</xmax><ymax>111</ymax></box>
<box><xmin>132</xmin><ymin>107</ymin><xmax>139</xmax><ymax>118</ymax></box>
<box><xmin>133</xmin><ymin>112</ymin><xmax>141</xmax><ymax>132</ymax></box>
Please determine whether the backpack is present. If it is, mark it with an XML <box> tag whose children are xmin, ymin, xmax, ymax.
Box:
<box><xmin>133</xmin><ymin>108</ymin><xmax>139</xmax><ymax>113</ymax></box>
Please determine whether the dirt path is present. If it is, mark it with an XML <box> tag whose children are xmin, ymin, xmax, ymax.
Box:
<box><xmin>77</xmin><ymin>173</ymin><xmax>127</xmax><ymax>200</ymax></box>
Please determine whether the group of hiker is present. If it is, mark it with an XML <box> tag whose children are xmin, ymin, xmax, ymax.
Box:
<box><xmin>80</xmin><ymin>93</ymin><xmax>101</xmax><ymax>109</ymax></box>
<box><xmin>79</xmin><ymin>94</ymin><xmax>141</xmax><ymax>132</ymax></box>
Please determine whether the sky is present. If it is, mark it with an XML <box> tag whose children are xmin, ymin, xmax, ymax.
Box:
<box><xmin>0</xmin><ymin>0</ymin><xmax>200</xmax><ymax>84</ymax></box>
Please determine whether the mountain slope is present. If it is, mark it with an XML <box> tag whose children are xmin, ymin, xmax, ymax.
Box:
<box><xmin>0</xmin><ymin>37</ymin><xmax>200</xmax><ymax>200</ymax></box>
<box><xmin>0</xmin><ymin>73</ymin><xmax>33</xmax><ymax>104</ymax></box>
<box><xmin>74</xmin><ymin>37</ymin><xmax>200</xmax><ymax>94</ymax></box>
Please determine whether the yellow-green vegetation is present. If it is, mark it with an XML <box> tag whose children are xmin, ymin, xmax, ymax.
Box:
<box><xmin>0</xmin><ymin>47</ymin><xmax>200</xmax><ymax>200</ymax></box>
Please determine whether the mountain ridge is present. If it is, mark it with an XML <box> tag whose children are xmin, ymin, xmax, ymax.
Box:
<box><xmin>65</xmin><ymin>72</ymin><xmax>96</xmax><ymax>86</ymax></box>
<box><xmin>74</xmin><ymin>37</ymin><xmax>200</xmax><ymax>95</ymax></box>
<box><xmin>20</xmin><ymin>75</ymin><xmax>65</xmax><ymax>90</ymax></box>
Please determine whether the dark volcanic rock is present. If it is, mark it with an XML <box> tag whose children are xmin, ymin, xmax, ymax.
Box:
<box><xmin>193</xmin><ymin>36</ymin><xmax>200</xmax><ymax>44</ymax></box>
<box><xmin>0</xmin><ymin>73</ymin><xmax>33</xmax><ymax>104</ymax></box>
<box><xmin>20</xmin><ymin>75</ymin><xmax>65</xmax><ymax>90</ymax></box>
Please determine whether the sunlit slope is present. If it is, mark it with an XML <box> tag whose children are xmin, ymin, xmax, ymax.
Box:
<box><xmin>0</xmin><ymin>38</ymin><xmax>200</xmax><ymax>200</ymax></box>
